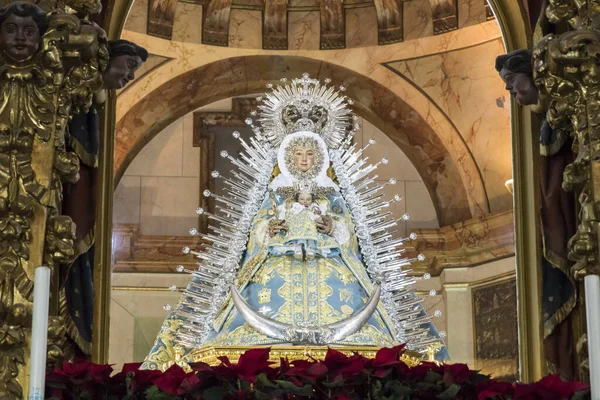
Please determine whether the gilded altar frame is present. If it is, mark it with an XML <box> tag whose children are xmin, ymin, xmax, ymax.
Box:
<box><xmin>93</xmin><ymin>0</ymin><xmax>545</xmax><ymax>382</ymax></box>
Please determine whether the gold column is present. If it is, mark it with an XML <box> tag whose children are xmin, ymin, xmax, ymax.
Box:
<box><xmin>90</xmin><ymin>0</ymin><xmax>135</xmax><ymax>365</ymax></box>
<box><xmin>487</xmin><ymin>0</ymin><xmax>546</xmax><ymax>383</ymax></box>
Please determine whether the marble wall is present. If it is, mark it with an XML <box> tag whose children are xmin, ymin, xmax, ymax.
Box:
<box><xmin>385</xmin><ymin>38</ymin><xmax>512</xmax><ymax>213</ymax></box>
<box><xmin>114</xmin><ymin>113</ymin><xmax>201</xmax><ymax>236</ymax></box>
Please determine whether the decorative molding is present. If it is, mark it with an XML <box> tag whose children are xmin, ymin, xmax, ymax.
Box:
<box><xmin>112</xmin><ymin>211</ymin><xmax>514</xmax><ymax>275</ymax></box>
<box><xmin>263</xmin><ymin>0</ymin><xmax>288</xmax><ymax>49</ymax></box>
<box><xmin>147</xmin><ymin>0</ymin><xmax>179</xmax><ymax>39</ymax></box>
<box><xmin>430</xmin><ymin>0</ymin><xmax>459</xmax><ymax>35</ymax></box>
<box><xmin>373</xmin><ymin>0</ymin><xmax>404</xmax><ymax>45</ymax></box>
<box><xmin>203</xmin><ymin>0</ymin><xmax>234</xmax><ymax>46</ymax></box>
<box><xmin>112</xmin><ymin>224</ymin><xmax>203</xmax><ymax>273</ymax></box>
<box><xmin>408</xmin><ymin>210</ymin><xmax>515</xmax><ymax>276</ymax></box>
<box><xmin>319</xmin><ymin>0</ymin><xmax>345</xmax><ymax>49</ymax></box>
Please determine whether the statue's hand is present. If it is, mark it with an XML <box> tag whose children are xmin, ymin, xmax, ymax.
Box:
<box><xmin>316</xmin><ymin>215</ymin><xmax>333</xmax><ymax>235</ymax></box>
<box><xmin>268</xmin><ymin>219</ymin><xmax>287</xmax><ymax>237</ymax></box>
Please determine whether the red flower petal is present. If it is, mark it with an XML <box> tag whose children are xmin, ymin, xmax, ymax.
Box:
<box><xmin>153</xmin><ymin>364</ymin><xmax>191</xmax><ymax>395</ymax></box>
<box><xmin>373</xmin><ymin>345</ymin><xmax>406</xmax><ymax>367</ymax></box>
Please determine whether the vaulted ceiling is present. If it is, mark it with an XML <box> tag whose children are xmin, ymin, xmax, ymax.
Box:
<box><xmin>127</xmin><ymin>0</ymin><xmax>495</xmax><ymax>49</ymax></box>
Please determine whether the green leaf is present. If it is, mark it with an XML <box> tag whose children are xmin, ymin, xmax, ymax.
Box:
<box><xmin>203</xmin><ymin>385</ymin><xmax>230</xmax><ymax>400</ymax></box>
<box><xmin>253</xmin><ymin>389</ymin><xmax>272</xmax><ymax>400</ymax></box>
<box><xmin>424</xmin><ymin>370</ymin><xmax>442</xmax><ymax>384</ymax></box>
<box><xmin>415</xmin><ymin>381</ymin><xmax>437</xmax><ymax>391</ymax></box>
<box><xmin>322</xmin><ymin>376</ymin><xmax>345</xmax><ymax>388</ymax></box>
<box><xmin>371</xmin><ymin>380</ymin><xmax>389</xmax><ymax>400</ymax></box>
<box><xmin>571</xmin><ymin>389</ymin><xmax>591</xmax><ymax>400</ymax></box>
<box><xmin>145</xmin><ymin>386</ymin><xmax>180</xmax><ymax>400</ymax></box>
<box><xmin>255</xmin><ymin>373</ymin><xmax>277</xmax><ymax>388</ymax></box>
<box><xmin>437</xmin><ymin>384</ymin><xmax>461</xmax><ymax>399</ymax></box>
<box><xmin>274</xmin><ymin>379</ymin><xmax>314</xmax><ymax>396</ymax></box>
<box><xmin>384</xmin><ymin>380</ymin><xmax>412</xmax><ymax>399</ymax></box>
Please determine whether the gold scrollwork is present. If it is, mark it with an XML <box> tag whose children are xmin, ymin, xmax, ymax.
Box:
<box><xmin>0</xmin><ymin>3</ymin><xmax>106</xmax><ymax>397</ymax></box>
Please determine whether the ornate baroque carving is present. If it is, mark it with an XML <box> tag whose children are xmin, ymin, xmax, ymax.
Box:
<box><xmin>319</xmin><ymin>0</ymin><xmax>345</xmax><ymax>49</ymax></box>
<box><xmin>533</xmin><ymin>3</ymin><xmax>600</xmax><ymax>279</ymax></box>
<box><xmin>533</xmin><ymin>0</ymin><xmax>600</xmax><ymax>379</ymax></box>
<box><xmin>409</xmin><ymin>210</ymin><xmax>515</xmax><ymax>276</ymax></box>
<box><xmin>263</xmin><ymin>0</ymin><xmax>288</xmax><ymax>50</ymax></box>
<box><xmin>373</xmin><ymin>0</ymin><xmax>404</xmax><ymax>45</ymax></box>
<box><xmin>0</xmin><ymin>9</ymin><xmax>105</xmax><ymax>400</ymax></box>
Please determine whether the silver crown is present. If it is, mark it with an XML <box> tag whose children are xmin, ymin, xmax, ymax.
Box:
<box><xmin>293</xmin><ymin>179</ymin><xmax>317</xmax><ymax>195</ymax></box>
<box><xmin>255</xmin><ymin>73</ymin><xmax>355</xmax><ymax>149</ymax></box>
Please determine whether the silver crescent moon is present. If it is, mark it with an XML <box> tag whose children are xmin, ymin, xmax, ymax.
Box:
<box><xmin>230</xmin><ymin>282</ymin><xmax>381</xmax><ymax>344</ymax></box>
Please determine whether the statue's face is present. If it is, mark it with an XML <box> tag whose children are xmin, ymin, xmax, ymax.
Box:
<box><xmin>0</xmin><ymin>14</ymin><xmax>40</xmax><ymax>61</ymax></box>
<box><xmin>297</xmin><ymin>192</ymin><xmax>313</xmax><ymax>206</ymax></box>
<box><xmin>103</xmin><ymin>54</ymin><xmax>143</xmax><ymax>89</ymax></box>
<box><xmin>293</xmin><ymin>147</ymin><xmax>315</xmax><ymax>172</ymax></box>
<box><xmin>499</xmin><ymin>67</ymin><xmax>538</xmax><ymax>106</ymax></box>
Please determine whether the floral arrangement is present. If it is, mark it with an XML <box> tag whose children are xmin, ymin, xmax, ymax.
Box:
<box><xmin>45</xmin><ymin>346</ymin><xmax>589</xmax><ymax>400</ymax></box>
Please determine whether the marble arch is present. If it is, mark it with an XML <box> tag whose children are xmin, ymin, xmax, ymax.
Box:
<box><xmin>115</xmin><ymin>54</ymin><xmax>489</xmax><ymax>226</ymax></box>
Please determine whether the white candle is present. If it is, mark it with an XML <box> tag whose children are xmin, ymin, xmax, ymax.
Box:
<box><xmin>28</xmin><ymin>266</ymin><xmax>51</xmax><ymax>400</ymax></box>
<box><xmin>586</xmin><ymin>275</ymin><xmax>600</xmax><ymax>400</ymax></box>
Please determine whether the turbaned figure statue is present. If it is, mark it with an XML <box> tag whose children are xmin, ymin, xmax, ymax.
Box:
<box><xmin>143</xmin><ymin>74</ymin><xmax>448</xmax><ymax>370</ymax></box>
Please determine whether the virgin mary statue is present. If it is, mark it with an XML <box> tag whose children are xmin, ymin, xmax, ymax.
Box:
<box><xmin>143</xmin><ymin>74</ymin><xmax>447</xmax><ymax>370</ymax></box>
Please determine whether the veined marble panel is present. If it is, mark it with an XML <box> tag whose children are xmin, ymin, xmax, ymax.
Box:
<box><xmin>403</xmin><ymin>0</ymin><xmax>433</xmax><ymax>41</ymax></box>
<box><xmin>345</xmin><ymin>7</ymin><xmax>378</xmax><ymax>48</ymax></box>
<box><xmin>229</xmin><ymin>10</ymin><xmax>262</xmax><ymax>48</ymax></box>
<box><xmin>288</xmin><ymin>11</ymin><xmax>321</xmax><ymax>50</ymax></box>
<box><xmin>171</xmin><ymin>2</ymin><xmax>204</xmax><ymax>44</ymax></box>
<box><xmin>458</xmin><ymin>0</ymin><xmax>487</xmax><ymax>28</ymax></box>
<box><xmin>384</xmin><ymin>38</ymin><xmax>511</xmax><ymax>213</ymax></box>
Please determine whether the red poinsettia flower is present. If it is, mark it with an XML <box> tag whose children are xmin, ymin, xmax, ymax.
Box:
<box><xmin>177</xmin><ymin>373</ymin><xmax>202</xmax><ymax>395</ymax></box>
<box><xmin>339</xmin><ymin>353</ymin><xmax>370</xmax><ymax>378</ymax></box>
<box><xmin>127</xmin><ymin>368</ymin><xmax>164</xmax><ymax>393</ymax></box>
<box><xmin>87</xmin><ymin>363</ymin><xmax>114</xmax><ymax>383</ymax></box>
<box><xmin>279</xmin><ymin>357</ymin><xmax>291</xmax><ymax>375</ymax></box>
<box><xmin>442</xmin><ymin>363</ymin><xmax>474</xmax><ymax>385</ymax></box>
<box><xmin>152</xmin><ymin>364</ymin><xmax>194</xmax><ymax>395</ymax></box>
<box><xmin>214</xmin><ymin>347</ymin><xmax>275</xmax><ymax>383</ymax></box>
<box><xmin>514</xmin><ymin>374</ymin><xmax>589</xmax><ymax>400</ymax></box>
<box><xmin>402</xmin><ymin>361</ymin><xmax>443</xmax><ymax>381</ymax></box>
<box><xmin>188</xmin><ymin>361</ymin><xmax>214</xmax><ymax>373</ymax></box>
<box><xmin>477</xmin><ymin>380</ymin><xmax>514</xmax><ymax>399</ymax></box>
<box><xmin>372</xmin><ymin>344</ymin><xmax>406</xmax><ymax>367</ymax></box>
<box><xmin>285</xmin><ymin>359</ymin><xmax>329</xmax><ymax>381</ymax></box>
<box><xmin>323</xmin><ymin>348</ymin><xmax>349</xmax><ymax>378</ymax></box>
<box><xmin>59</xmin><ymin>359</ymin><xmax>96</xmax><ymax>378</ymax></box>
